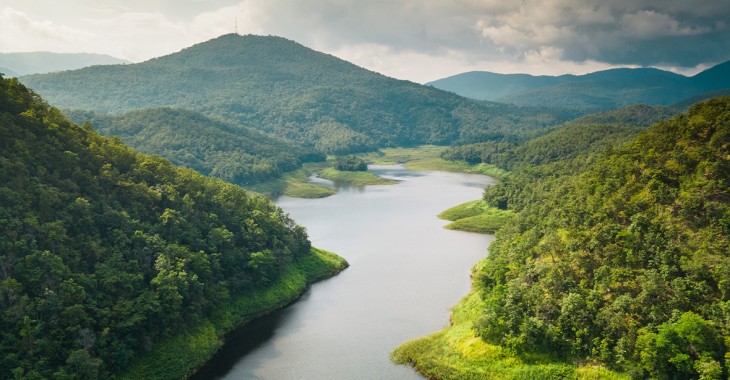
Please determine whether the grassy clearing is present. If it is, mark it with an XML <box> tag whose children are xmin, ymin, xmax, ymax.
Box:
<box><xmin>244</xmin><ymin>168</ymin><xmax>335</xmax><ymax>198</ymax></box>
<box><xmin>362</xmin><ymin>146</ymin><xmax>508</xmax><ymax>178</ymax></box>
<box><xmin>319</xmin><ymin>167</ymin><xmax>397</xmax><ymax>186</ymax></box>
<box><xmin>438</xmin><ymin>200</ymin><xmax>514</xmax><ymax>234</ymax></box>
<box><xmin>391</xmin><ymin>258</ymin><xmax>627</xmax><ymax>380</ymax></box>
<box><xmin>121</xmin><ymin>248</ymin><xmax>348</xmax><ymax>380</ymax></box>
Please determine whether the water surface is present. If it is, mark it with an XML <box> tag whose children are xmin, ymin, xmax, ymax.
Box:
<box><xmin>196</xmin><ymin>166</ymin><xmax>496</xmax><ymax>379</ymax></box>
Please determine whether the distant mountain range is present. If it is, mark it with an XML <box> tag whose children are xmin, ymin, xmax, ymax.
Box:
<box><xmin>0</xmin><ymin>52</ymin><xmax>130</xmax><ymax>76</ymax></box>
<box><xmin>20</xmin><ymin>34</ymin><xmax>567</xmax><ymax>155</ymax></box>
<box><xmin>428</xmin><ymin>61</ymin><xmax>730</xmax><ymax>112</ymax></box>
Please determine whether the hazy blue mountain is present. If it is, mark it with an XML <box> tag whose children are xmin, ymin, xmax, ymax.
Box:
<box><xmin>20</xmin><ymin>34</ymin><xmax>568</xmax><ymax>153</ymax></box>
<box><xmin>428</xmin><ymin>62</ymin><xmax>730</xmax><ymax>113</ymax></box>
<box><xmin>0</xmin><ymin>52</ymin><xmax>130</xmax><ymax>75</ymax></box>
<box><xmin>0</xmin><ymin>66</ymin><xmax>18</xmax><ymax>77</ymax></box>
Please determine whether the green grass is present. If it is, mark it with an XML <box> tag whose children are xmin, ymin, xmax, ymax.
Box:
<box><xmin>319</xmin><ymin>167</ymin><xmax>397</xmax><ymax>186</ymax></box>
<box><xmin>244</xmin><ymin>168</ymin><xmax>335</xmax><ymax>198</ymax></box>
<box><xmin>362</xmin><ymin>145</ymin><xmax>508</xmax><ymax>178</ymax></box>
<box><xmin>391</xmin><ymin>258</ymin><xmax>628</xmax><ymax>380</ymax></box>
<box><xmin>439</xmin><ymin>200</ymin><xmax>514</xmax><ymax>234</ymax></box>
<box><xmin>120</xmin><ymin>248</ymin><xmax>348</xmax><ymax>380</ymax></box>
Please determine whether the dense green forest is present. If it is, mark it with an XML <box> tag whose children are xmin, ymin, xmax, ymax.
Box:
<box><xmin>442</xmin><ymin>104</ymin><xmax>676</xmax><ymax>171</ymax></box>
<box><xmin>397</xmin><ymin>97</ymin><xmax>730</xmax><ymax>379</ymax></box>
<box><xmin>65</xmin><ymin>108</ymin><xmax>324</xmax><ymax>186</ymax></box>
<box><xmin>20</xmin><ymin>34</ymin><xmax>569</xmax><ymax>154</ymax></box>
<box><xmin>0</xmin><ymin>75</ymin><xmax>346</xmax><ymax>378</ymax></box>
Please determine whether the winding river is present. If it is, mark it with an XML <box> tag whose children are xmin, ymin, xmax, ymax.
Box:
<box><xmin>193</xmin><ymin>165</ymin><xmax>496</xmax><ymax>379</ymax></box>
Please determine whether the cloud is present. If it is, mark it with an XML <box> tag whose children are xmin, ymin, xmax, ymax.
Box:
<box><xmin>0</xmin><ymin>7</ymin><xmax>95</xmax><ymax>52</ymax></box>
<box><xmin>2</xmin><ymin>0</ymin><xmax>729</xmax><ymax>82</ymax></box>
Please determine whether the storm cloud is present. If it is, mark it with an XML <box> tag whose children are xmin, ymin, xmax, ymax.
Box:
<box><xmin>2</xmin><ymin>0</ymin><xmax>729</xmax><ymax>81</ymax></box>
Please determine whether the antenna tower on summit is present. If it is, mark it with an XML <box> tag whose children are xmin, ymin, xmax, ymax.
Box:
<box><xmin>235</xmin><ymin>17</ymin><xmax>238</xmax><ymax>35</ymax></box>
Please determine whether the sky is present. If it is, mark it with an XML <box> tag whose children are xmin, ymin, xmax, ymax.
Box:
<box><xmin>1</xmin><ymin>0</ymin><xmax>729</xmax><ymax>83</ymax></box>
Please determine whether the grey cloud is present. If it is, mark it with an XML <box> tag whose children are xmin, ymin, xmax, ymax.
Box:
<box><xmin>245</xmin><ymin>0</ymin><xmax>730</xmax><ymax>69</ymax></box>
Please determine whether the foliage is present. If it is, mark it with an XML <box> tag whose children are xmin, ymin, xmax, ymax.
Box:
<box><xmin>439</xmin><ymin>200</ymin><xmax>514</xmax><ymax>234</ymax></box>
<box><xmin>442</xmin><ymin>104</ymin><xmax>674</xmax><ymax>172</ymax></box>
<box><xmin>333</xmin><ymin>155</ymin><xmax>368</xmax><ymax>171</ymax></box>
<box><xmin>64</xmin><ymin>108</ymin><xmax>323</xmax><ymax>186</ymax></box>
<box><xmin>0</xmin><ymin>75</ymin><xmax>345</xmax><ymax>378</ymax></box>
<box><xmin>473</xmin><ymin>97</ymin><xmax>730</xmax><ymax>377</ymax></box>
<box><xmin>21</xmin><ymin>34</ymin><xmax>569</xmax><ymax>154</ymax></box>
<box><xmin>318</xmin><ymin>168</ymin><xmax>396</xmax><ymax>186</ymax></box>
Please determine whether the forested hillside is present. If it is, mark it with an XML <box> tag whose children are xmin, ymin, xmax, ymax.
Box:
<box><xmin>441</xmin><ymin>104</ymin><xmax>674</xmax><ymax>171</ymax></box>
<box><xmin>429</xmin><ymin>64</ymin><xmax>730</xmax><ymax>114</ymax></box>
<box><xmin>396</xmin><ymin>97</ymin><xmax>730</xmax><ymax>378</ymax></box>
<box><xmin>20</xmin><ymin>34</ymin><xmax>567</xmax><ymax>153</ymax></box>
<box><xmin>0</xmin><ymin>75</ymin><xmax>346</xmax><ymax>378</ymax></box>
<box><xmin>65</xmin><ymin>108</ymin><xmax>323</xmax><ymax>186</ymax></box>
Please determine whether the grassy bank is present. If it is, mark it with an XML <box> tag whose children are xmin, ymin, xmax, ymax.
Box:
<box><xmin>120</xmin><ymin>248</ymin><xmax>348</xmax><ymax>380</ymax></box>
<box><xmin>363</xmin><ymin>146</ymin><xmax>508</xmax><ymax>179</ymax></box>
<box><xmin>438</xmin><ymin>200</ymin><xmax>514</xmax><ymax>234</ymax></box>
<box><xmin>245</xmin><ymin>168</ymin><xmax>335</xmax><ymax>199</ymax></box>
<box><xmin>391</xmin><ymin>258</ymin><xmax>627</xmax><ymax>380</ymax></box>
<box><xmin>318</xmin><ymin>167</ymin><xmax>397</xmax><ymax>186</ymax></box>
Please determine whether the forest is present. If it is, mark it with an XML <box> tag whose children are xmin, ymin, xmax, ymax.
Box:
<box><xmin>20</xmin><ymin>34</ymin><xmax>571</xmax><ymax>156</ymax></box>
<box><xmin>403</xmin><ymin>97</ymin><xmax>730</xmax><ymax>379</ymax></box>
<box><xmin>0</xmin><ymin>75</ymin><xmax>346</xmax><ymax>379</ymax></box>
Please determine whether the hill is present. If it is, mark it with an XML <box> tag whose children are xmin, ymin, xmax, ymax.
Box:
<box><xmin>0</xmin><ymin>52</ymin><xmax>129</xmax><ymax>76</ymax></box>
<box><xmin>441</xmin><ymin>104</ymin><xmax>676</xmax><ymax>171</ymax></box>
<box><xmin>429</xmin><ymin>63</ymin><xmax>730</xmax><ymax>113</ymax></box>
<box><xmin>65</xmin><ymin>108</ymin><xmax>323</xmax><ymax>186</ymax></box>
<box><xmin>20</xmin><ymin>34</ymin><xmax>568</xmax><ymax>153</ymax></box>
<box><xmin>0</xmin><ymin>75</ymin><xmax>346</xmax><ymax>379</ymax></box>
<box><xmin>395</xmin><ymin>97</ymin><xmax>730</xmax><ymax>378</ymax></box>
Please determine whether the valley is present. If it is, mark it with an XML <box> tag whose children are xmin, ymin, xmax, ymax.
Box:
<box><xmin>2</xmin><ymin>21</ymin><xmax>730</xmax><ymax>380</ymax></box>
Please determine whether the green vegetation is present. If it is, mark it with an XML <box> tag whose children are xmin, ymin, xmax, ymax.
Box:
<box><xmin>333</xmin><ymin>155</ymin><xmax>367</xmax><ymax>171</ymax></box>
<box><xmin>0</xmin><ymin>75</ymin><xmax>346</xmax><ymax>378</ymax></box>
<box><xmin>319</xmin><ymin>168</ymin><xmax>396</xmax><ymax>186</ymax></box>
<box><xmin>64</xmin><ymin>108</ymin><xmax>324</xmax><ymax>186</ymax></box>
<box><xmin>362</xmin><ymin>146</ymin><xmax>508</xmax><ymax>178</ymax></box>
<box><xmin>392</xmin><ymin>258</ymin><xmax>627</xmax><ymax>379</ymax></box>
<box><xmin>428</xmin><ymin>64</ymin><xmax>730</xmax><ymax>114</ymax></box>
<box><xmin>121</xmin><ymin>248</ymin><xmax>346</xmax><ymax>380</ymax></box>
<box><xmin>438</xmin><ymin>200</ymin><xmax>514</xmax><ymax>234</ymax></box>
<box><xmin>22</xmin><ymin>34</ymin><xmax>569</xmax><ymax>156</ymax></box>
<box><xmin>397</xmin><ymin>97</ymin><xmax>730</xmax><ymax>378</ymax></box>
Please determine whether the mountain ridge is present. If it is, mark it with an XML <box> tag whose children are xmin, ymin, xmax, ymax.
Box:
<box><xmin>0</xmin><ymin>52</ymin><xmax>130</xmax><ymax>76</ymax></box>
<box><xmin>20</xmin><ymin>33</ymin><xmax>568</xmax><ymax>154</ymax></box>
<box><xmin>428</xmin><ymin>61</ymin><xmax>730</xmax><ymax>112</ymax></box>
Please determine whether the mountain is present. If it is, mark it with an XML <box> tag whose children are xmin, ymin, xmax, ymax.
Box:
<box><xmin>0</xmin><ymin>75</ymin><xmax>346</xmax><ymax>379</ymax></box>
<box><xmin>428</xmin><ymin>62</ymin><xmax>730</xmax><ymax>113</ymax></box>
<box><xmin>65</xmin><ymin>107</ymin><xmax>323</xmax><ymax>186</ymax></box>
<box><xmin>395</xmin><ymin>97</ymin><xmax>730</xmax><ymax>378</ymax></box>
<box><xmin>0</xmin><ymin>66</ymin><xmax>18</xmax><ymax>77</ymax></box>
<box><xmin>0</xmin><ymin>52</ymin><xmax>130</xmax><ymax>76</ymax></box>
<box><xmin>20</xmin><ymin>34</ymin><xmax>568</xmax><ymax>153</ymax></box>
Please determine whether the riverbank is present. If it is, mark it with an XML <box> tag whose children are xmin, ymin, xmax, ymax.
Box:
<box><xmin>245</xmin><ymin>146</ymin><xmax>507</xmax><ymax>199</ymax></box>
<box><xmin>438</xmin><ymin>199</ymin><xmax>514</xmax><ymax>234</ymax></box>
<box><xmin>391</xmin><ymin>257</ymin><xmax>627</xmax><ymax>380</ymax></box>
<box><xmin>119</xmin><ymin>248</ymin><xmax>348</xmax><ymax>380</ymax></box>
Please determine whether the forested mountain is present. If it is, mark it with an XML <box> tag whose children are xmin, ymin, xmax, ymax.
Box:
<box><xmin>65</xmin><ymin>108</ymin><xmax>323</xmax><ymax>186</ymax></box>
<box><xmin>0</xmin><ymin>75</ymin><xmax>346</xmax><ymax>378</ymax></box>
<box><xmin>20</xmin><ymin>34</ymin><xmax>568</xmax><ymax>153</ymax></box>
<box><xmin>442</xmin><ymin>104</ymin><xmax>675</xmax><ymax>171</ymax></box>
<box><xmin>0</xmin><ymin>52</ymin><xmax>129</xmax><ymax>76</ymax></box>
<box><xmin>429</xmin><ymin>63</ymin><xmax>730</xmax><ymax>113</ymax></box>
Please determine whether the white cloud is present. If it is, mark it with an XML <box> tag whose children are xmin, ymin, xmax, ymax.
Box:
<box><xmin>0</xmin><ymin>7</ymin><xmax>95</xmax><ymax>52</ymax></box>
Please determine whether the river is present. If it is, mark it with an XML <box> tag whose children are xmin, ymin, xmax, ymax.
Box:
<box><xmin>193</xmin><ymin>165</ymin><xmax>496</xmax><ymax>379</ymax></box>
